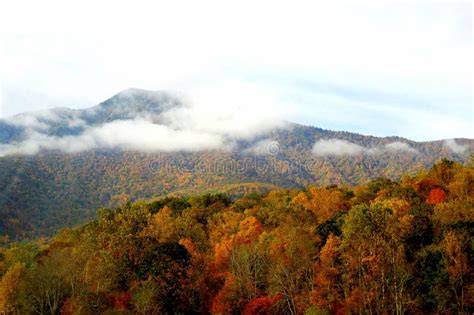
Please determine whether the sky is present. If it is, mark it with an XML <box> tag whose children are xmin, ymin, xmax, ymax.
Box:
<box><xmin>0</xmin><ymin>0</ymin><xmax>472</xmax><ymax>141</ymax></box>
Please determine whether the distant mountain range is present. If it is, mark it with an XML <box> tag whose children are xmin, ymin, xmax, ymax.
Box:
<box><xmin>0</xmin><ymin>89</ymin><xmax>472</xmax><ymax>240</ymax></box>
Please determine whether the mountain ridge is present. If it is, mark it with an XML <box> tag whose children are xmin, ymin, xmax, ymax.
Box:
<box><xmin>1</xmin><ymin>88</ymin><xmax>471</xmax><ymax>144</ymax></box>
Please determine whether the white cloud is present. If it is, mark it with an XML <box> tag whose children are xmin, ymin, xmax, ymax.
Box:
<box><xmin>162</xmin><ymin>81</ymin><xmax>286</xmax><ymax>139</ymax></box>
<box><xmin>445</xmin><ymin>139</ymin><xmax>469</xmax><ymax>154</ymax></box>
<box><xmin>0</xmin><ymin>118</ymin><xmax>227</xmax><ymax>157</ymax></box>
<box><xmin>312</xmin><ymin>139</ymin><xmax>419</xmax><ymax>156</ymax></box>
<box><xmin>0</xmin><ymin>131</ymin><xmax>96</xmax><ymax>156</ymax></box>
<box><xmin>312</xmin><ymin>139</ymin><xmax>365</xmax><ymax>156</ymax></box>
<box><xmin>244</xmin><ymin>139</ymin><xmax>281</xmax><ymax>156</ymax></box>
<box><xmin>89</xmin><ymin>119</ymin><xmax>225</xmax><ymax>152</ymax></box>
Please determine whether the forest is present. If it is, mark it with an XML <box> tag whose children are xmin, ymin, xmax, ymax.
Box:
<box><xmin>2</xmin><ymin>123</ymin><xmax>471</xmax><ymax>241</ymax></box>
<box><xmin>0</xmin><ymin>158</ymin><xmax>473</xmax><ymax>314</ymax></box>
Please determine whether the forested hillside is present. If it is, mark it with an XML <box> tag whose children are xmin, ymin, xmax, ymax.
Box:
<box><xmin>0</xmin><ymin>90</ymin><xmax>472</xmax><ymax>241</ymax></box>
<box><xmin>1</xmin><ymin>130</ymin><xmax>472</xmax><ymax>241</ymax></box>
<box><xmin>1</xmin><ymin>159</ymin><xmax>473</xmax><ymax>314</ymax></box>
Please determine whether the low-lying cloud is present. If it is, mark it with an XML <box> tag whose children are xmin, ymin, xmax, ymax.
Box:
<box><xmin>0</xmin><ymin>83</ymin><xmax>286</xmax><ymax>157</ymax></box>
<box><xmin>383</xmin><ymin>141</ymin><xmax>418</xmax><ymax>153</ymax></box>
<box><xmin>312</xmin><ymin>139</ymin><xmax>365</xmax><ymax>156</ymax></box>
<box><xmin>444</xmin><ymin>139</ymin><xmax>469</xmax><ymax>154</ymax></box>
<box><xmin>244</xmin><ymin>138</ymin><xmax>281</xmax><ymax>156</ymax></box>
<box><xmin>312</xmin><ymin>139</ymin><xmax>419</xmax><ymax>156</ymax></box>
<box><xmin>0</xmin><ymin>119</ymin><xmax>226</xmax><ymax>155</ymax></box>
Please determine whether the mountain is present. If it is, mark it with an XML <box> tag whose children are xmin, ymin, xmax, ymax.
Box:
<box><xmin>0</xmin><ymin>89</ymin><xmax>180</xmax><ymax>143</ymax></box>
<box><xmin>0</xmin><ymin>89</ymin><xmax>472</xmax><ymax>240</ymax></box>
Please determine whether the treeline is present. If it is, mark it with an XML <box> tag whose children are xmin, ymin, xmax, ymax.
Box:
<box><xmin>0</xmin><ymin>159</ymin><xmax>473</xmax><ymax>314</ymax></box>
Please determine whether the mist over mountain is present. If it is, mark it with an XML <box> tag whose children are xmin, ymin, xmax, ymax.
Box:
<box><xmin>0</xmin><ymin>89</ymin><xmax>472</xmax><ymax>240</ymax></box>
<box><xmin>1</xmin><ymin>88</ymin><xmax>471</xmax><ymax>155</ymax></box>
<box><xmin>0</xmin><ymin>86</ymin><xmax>289</xmax><ymax>155</ymax></box>
<box><xmin>0</xmin><ymin>89</ymin><xmax>185</xmax><ymax>151</ymax></box>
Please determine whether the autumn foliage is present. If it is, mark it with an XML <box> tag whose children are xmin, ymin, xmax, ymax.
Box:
<box><xmin>243</xmin><ymin>294</ymin><xmax>283</xmax><ymax>315</ymax></box>
<box><xmin>0</xmin><ymin>159</ymin><xmax>473</xmax><ymax>314</ymax></box>
<box><xmin>427</xmin><ymin>188</ymin><xmax>447</xmax><ymax>205</ymax></box>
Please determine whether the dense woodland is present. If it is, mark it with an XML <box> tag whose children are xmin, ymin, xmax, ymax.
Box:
<box><xmin>1</xmin><ymin>128</ymin><xmax>472</xmax><ymax>241</ymax></box>
<box><xmin>0</xmin><ymin>158</ymin><xmax>473</xmax><ymax>314</ymax></box>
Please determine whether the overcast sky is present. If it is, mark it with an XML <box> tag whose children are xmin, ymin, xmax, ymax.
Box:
<box><xmin>0</xmin><ymin>1</ymin><xmax>472</xmax><ymax>141</ymax></box>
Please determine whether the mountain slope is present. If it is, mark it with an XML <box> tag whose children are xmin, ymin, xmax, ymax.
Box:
<box><xmin>0</xmin><ymin>89</ymin><xmax>472</xmax><ymax>240</ymax></box>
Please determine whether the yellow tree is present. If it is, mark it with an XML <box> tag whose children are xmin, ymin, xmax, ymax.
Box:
<box><xmin>292</xmin><ymin>187</ymin><xmax>347</xmax><ymax>224</ymax></box>
<box><xmin>442</xmin><ymin>231</ymin><xmax>468</xmax><ymax>312</ymax></box>
<box><xmin>0</xmin><ymin>263</ymin><xmax>26</xmax><ymax>313</ymax></box>
<box><xmin>267</xmin><ymin>226</ymin><xmax>316</xmax><ymax>315</ymax></box>
<box><xmin>311</xmin><ymin>234</ymin><xmax>342</xmax><ymax>312</ymax></box>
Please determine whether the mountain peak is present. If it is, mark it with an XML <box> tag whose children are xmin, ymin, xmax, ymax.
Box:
<box><xmin>106</xmin><ymin>88</ymin><xmax>166</xmax><ymax>104</ymax></box>
<box><xmin>92</xmin><ymin>88</ymin><xmax>182</xmax><ymax>122</ymax></box>
<box><xmin>114</xmin><ymin>87</ymin><xmax>157</xmax><ymax>98</ymax></box>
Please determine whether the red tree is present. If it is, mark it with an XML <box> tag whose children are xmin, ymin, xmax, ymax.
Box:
<box><xmin>427</xmin><ymin>188</ymin><xmax>447</xmax><ymax>205</ymax></box>
<box><xmin>243</xmin><ymin>294</ymin><xmax>283</xmax><ymax>315</ymax></box>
